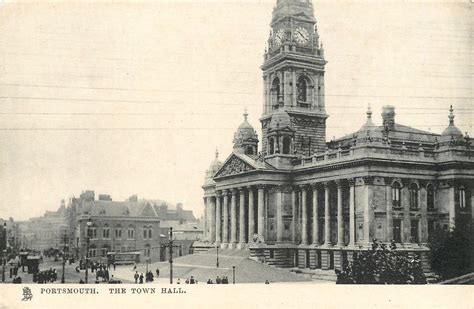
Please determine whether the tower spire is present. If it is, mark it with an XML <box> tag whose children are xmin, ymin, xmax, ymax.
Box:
<box><xmin>448</xmin><ymin>105</ymin><xmax>455</xmax><ymax>126</ymax></box>
<box><xmin>366</xmin><ymin>104</ymin><xmax>372</xmax><ymax>119</ymax></box>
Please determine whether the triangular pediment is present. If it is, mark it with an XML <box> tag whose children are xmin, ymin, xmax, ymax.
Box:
<box><xmin>214</xmin><ymin>154</ymin><xmax>256</xmax><ymax>178</ymax></box>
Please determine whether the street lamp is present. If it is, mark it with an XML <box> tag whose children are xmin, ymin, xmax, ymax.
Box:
<box><xmin>85</xmin><ymin>217</ymin><xmax>92</xmax><ymax>284</ymax></box>
<box><xmin>232</xmin><ymin>265</ymin><xmax>236</xmax><ymax>284</ymax></box>
<box><xmin>61</xmin><ymin>231</ymin><xmax>68</xmax><ymax>284</ymax></box>
<box><xmin>216</xmin><ymin>244</ymin><xmax>219</xmax><ymax>268</ymax></box>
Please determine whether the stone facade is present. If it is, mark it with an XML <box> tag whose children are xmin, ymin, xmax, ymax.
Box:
<box><xmin>69</xmin><ymin>191</ymin><xmax>198</xmax><ymax>263</ymax></box>
<box><xmin>202</xmin><ymin>0</ymin><xmax>474</xmax><ymax>271</ymax></box>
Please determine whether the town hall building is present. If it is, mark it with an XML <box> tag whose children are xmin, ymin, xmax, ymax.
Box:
<box><xmin>201</xmin><ymin>0</ymin><xmax>473</xmax><ymax>271</ymax></box>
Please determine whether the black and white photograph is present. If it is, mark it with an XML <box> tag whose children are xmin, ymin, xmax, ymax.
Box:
<box><xmin>0</xmin><ymin>0</ymin><xmax>472</xmax><ymax>307</ymax></box>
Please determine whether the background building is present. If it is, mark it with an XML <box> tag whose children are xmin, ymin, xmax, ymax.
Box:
<box><xmin>201</xmin><ymin>0</ymin><xmax>473</xmax><ymax>271</ymax></box>
<box><xmin>69</xmin><ymin>190</ymin><xmax>198</xmax><ymax>263</ymax></box>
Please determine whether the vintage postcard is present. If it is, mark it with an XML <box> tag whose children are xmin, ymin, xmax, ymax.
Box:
<box><xmin>0</xmin><ymin>0</ymin><xmax>472</xmax><ymax>308</ymax></box>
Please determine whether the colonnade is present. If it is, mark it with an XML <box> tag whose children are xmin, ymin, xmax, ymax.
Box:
<box><xmin>203</xmin><ymin>179</ymin><xmax>358</xmax><ymax>248</ymax></box>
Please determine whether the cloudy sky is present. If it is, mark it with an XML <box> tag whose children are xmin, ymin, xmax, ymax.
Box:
<box><xmin>0</xmin><ymin>0</ymin><xmax>471</xmax><ymax>220</ymax></box>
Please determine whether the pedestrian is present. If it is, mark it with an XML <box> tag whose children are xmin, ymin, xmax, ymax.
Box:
<box><xmin>176</xmin><ymin>278</ymin><xmax>181</xmax><ymax>284</ymax></box>
<box><xmin>113</xmin><ymin>263</ymin><xmax>116</xmax><ymax>271</ymax></box>
<box><xmin>190</xmin><ymin>276</ymin><xmax>195</xmax><ymax>284</ymax></box>
<box><xmin>139</xmin><ymin>273</ymin><xmax>144</xmax><ymax>284</ymax></box>
<box><xmin>133</xmin><ymin>263</ymin><xmax>137</xmax><ymax>271</ymax></box>
<box><xmin>216</xmin><ymin>276</ymin><xmax>221</xmax><ymax>284</ymax></box>
<box><xmin>265</xmin><ymin>280</ymin><xmax>270</xmax><ymax>284</ymax></box>
<box><xmin>134</xmin><ymin>271</ymin><xmax>139</xmax><ymax>284</ymax></box>
<box><xmin>156</xmin><ymin>268</ymin><xmax>160</xmax><ymax>278</ymax></box>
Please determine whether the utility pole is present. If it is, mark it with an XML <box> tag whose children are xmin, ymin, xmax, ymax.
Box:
<box><xmin>161</xmin><ymin>227</ymin><xmax>179</xmax><ymax>284</ymax></box>
<box><xmin>61</xmin><ymin>231</ymin><xmax>67</xmax><ymax>283</ymax></box>
<box><xmin>2</xmin><ymin>222</ymin><xmax>6</xmax><ymax>283</ymax></box>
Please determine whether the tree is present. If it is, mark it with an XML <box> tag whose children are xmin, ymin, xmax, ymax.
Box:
<box><xmin>336</xmin><ymin>240</ymin><xmax>427</xmax><ymax>284</ymax></box>
<box><xmin>427</xmin><ymin>218</ymin><xmax>472</xmax><ymax>281</ymax></box>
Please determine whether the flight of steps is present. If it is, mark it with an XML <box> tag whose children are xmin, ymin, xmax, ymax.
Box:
<box><xmin>289</xmin><ymin>268</ymin><xmax>338</xmax><ymax>282</ymax></box>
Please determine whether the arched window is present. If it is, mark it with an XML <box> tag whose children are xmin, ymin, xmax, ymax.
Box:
<box><xmin>459</xmin><ymin>186</ymin><xmax>466</xmax><ymax>208</ymax></box>
<box><xmin>127</xmin><ymin>226</ymin><xmax>135</xmax><ymax>240</ymax></box>
<box><xmin>271</xmin><ymin>78</ymin><xmax>280</xmax><ymax>108</ymax></box>
<box><xmin>427</xmin><ymin>184</ymin><xmax>435</xmax><ymax>210</ymax></box>
<box><xmin>282</xmin><ymin>136</ymin><xmax>291</xmax><ymax>154</ymax></box>
<box><xmin>409</xmin><ymin>183</ymin><xmax>419</xmax><ymax>209</ymax></box>
<box><xmin>102</xmin><ymin>224</ymin><xmax>110</xmax><ymax>239</ymax></box>
<box><xmin>269</xmin><ymin>137</ymin><xmax>275</xmax><ymax>155</ymax></box>
<box><xmin>392</xmin><ymin>182</ymin><xmax>401</xmax><ymax>207</ymax></box>
<box><xmin>115</xmin><ymin>225</ymin><xmax>122</xmax><ymax>239</ymax></box>
<box><xmin>297</xmin><ymin>76</ymin><xmax>308</xmax><ymax>102</ymax></box>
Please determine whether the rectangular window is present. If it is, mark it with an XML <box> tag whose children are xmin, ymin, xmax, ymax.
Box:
<box><xmin>148</xmin><ymin>229</ymin><xmax>152</xmax><ymax>239</ymax></box>
<box><xmin>410</xmin><ymin>220</ymin><xmax>419</xmax><ymax>243</ymax></box>
<box><xmin>393</xmin><ymin>219</ymin><xmax>402</xmax><ymax>243</ymax></box>
<box><xmin>103</xmin><ymin>229</ymin><xmax>110</xmax><ymax>239</ymax></box>
<box><xmin>115</xmin><ymin>229</ymin><xmax>122</xmax><ymax>239</ymax></box>
<box><xmin>143</xmin><ymin>229</ymin><xmax>147</xmax><ymax>239</ymax></box>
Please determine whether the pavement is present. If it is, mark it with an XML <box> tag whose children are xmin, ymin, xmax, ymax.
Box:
<box><xmin>2</xmin><ymin>250</ymin><xmax>335</xmax><ymax>284</ymax></box>
<box><xmin>112</xmin><ymin>249</ymin><xmax>332</xmax><ymax>284</ymax></box>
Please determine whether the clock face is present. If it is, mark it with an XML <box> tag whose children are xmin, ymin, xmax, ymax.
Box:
<box><xmin>274</xmin><ymin>29</ymin><xmax>286</xmax><ymax>47</ymax></box>
<box><xmin>294</xmin><ymin>27</ymin><xmax>309</xmax><ymax>46</ymax></box>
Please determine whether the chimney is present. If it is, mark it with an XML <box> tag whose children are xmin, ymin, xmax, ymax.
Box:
<box><xmin>382</xmin><ymin>105</ymin><xmax>396</xmax><ymax>131</ymax></box>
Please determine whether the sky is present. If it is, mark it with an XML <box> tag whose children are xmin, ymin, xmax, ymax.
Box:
<box><xmin>0</xmin><ymin>0</ymin><xmax>472</xmax><ymax>221</ymax></box>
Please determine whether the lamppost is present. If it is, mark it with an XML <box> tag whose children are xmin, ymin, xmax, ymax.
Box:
<box><xmin>216</xmin><ymin>244</ymin><xmax>219</xmax><ymax>268</ymax></box>
<box><xmin>160</xmin><ymin>227</ymin><xmax>179</xmax><ymax>284</ymax></box>
<box><xmin>85</xmin><ymin>217</ymin><xmax>92</xmax><ymax>284</ymax></box>
<box><xmin>232</xmin><ymin>265</ymin><xmax>236</xmax><ymax>284</ymax></box>
<box><xmin>2</xmin><ymin>222</ymin><xmax>6</xmax><ymax>283</ymax></box>
<box><xmin>61</xmin><ymin>230</ymin><xmax>68</xmax><ymax>284</ymax></box>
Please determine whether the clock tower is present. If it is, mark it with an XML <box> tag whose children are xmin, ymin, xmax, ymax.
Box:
<box><xmin>261</xmin><ymin>0</ymin><xmax>327</xmax><ymax>158</ymax></box>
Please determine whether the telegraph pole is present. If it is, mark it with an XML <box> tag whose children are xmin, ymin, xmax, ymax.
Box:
<box><xmin>61</xmin><ymin>231</ymin><xmax>67</xmax><ymax>283</ymax></box>
<box><xmin>161</xmin><ymin>227</ymin><xmax>179</xmax><ymax>284</ymax></box>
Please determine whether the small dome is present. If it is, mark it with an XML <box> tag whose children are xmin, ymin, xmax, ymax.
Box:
<box><xmin>441</xmin><ymin>105</ymin><xmax>463</xmax><ymax>139</ymax></box>
<box><xmin>233</xmin><ymin>110</ymin><xmax>258</xmax><ymax>146</ymax></box>
<box><xmin>269</xmin><ymin>109</ymin><xmax>293</xmax><ymax>130</ymax></box>
<box><xmin>357</xmin><ymin>105</ymin><xmax>383</xmax><ymax>138</ymax></box>
<box><xmin>205</xmin><ymin>149</ymin><xmax>222</xmax><ymax>180</ymax></box>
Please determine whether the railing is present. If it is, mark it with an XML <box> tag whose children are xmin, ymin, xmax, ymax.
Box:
<box><xmin>292</xmin><ymin>141</ymin><xmax>473</xmax><ymax>168</ymax></box>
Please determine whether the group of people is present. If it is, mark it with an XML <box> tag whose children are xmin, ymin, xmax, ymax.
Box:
<box><xmin>33</xmin><ymin>268</ymin><xmax>58</xmax><ymax>283</ymax></box>
<box><xmin>133</xmin><ymin>269</ymin><xmax>159</xmax><ymax>284</ymax></box>
<box><xmin>206</xmin><ymin>276</ymin><xmax>230</xmax><ymax>284</ymax></box>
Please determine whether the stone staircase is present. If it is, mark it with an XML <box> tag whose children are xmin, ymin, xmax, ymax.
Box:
<box><xmin>289</xmin><ymin>268</ymin><xmax>338</xmax><ymax>282</ymax></box>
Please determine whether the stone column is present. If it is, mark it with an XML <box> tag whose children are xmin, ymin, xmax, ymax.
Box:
<box><xmin>257</xmin><ymin>185</ymin><xmax>265</xmax><ymax>240</ymax></box>
<box><xmin>324</xmin><ymin>183</ymin><xmax>331</xmax><ymax>246</ymax></box>
<box><xmin>301</xmin><ymin>185</ymin><xmax>308</xmax><ymax>244</ymax></box>
<box><xmin>312</xmin><ymin>184</ymin><xmax>319</xmax><ymax>245</ymax></box>
<box><xmin>276</xmin><ymin>185</ymin><xmax>283</xmax><ymax>242</ymax></box>
<box><xmin>348</xmin><ymin>179</ymin><xmax>356</xmax><ymax>247</ymax></box>
<box><xmin>215</xmin><ymin>192</ymin><xmax>222</xmax><ymax>243</ymax></box>
<box><xmin>292</xmin><ymin>188</ymin><xmax>297</xmax><ymax>243</ymax></box>
<box><xmin>385</xmin><ymin>178</ymin><xmax>393</xmax><ymax>242</ymax></box>
<box><xmin>231</xmin><ymin>189</ymin><xmax>237</xmax><ymax>245</ymax></box>
<box><xmin>210</xmin><ymin>196</ymin><xmax>216</xmax><ymax>243</ymax></box>
<box><xmin>336</xmin><ymin>180</ymin><xmax>344</xmax><ymax>246</ymax></box>
<box><xmin>239</xmin><ymin>188</ymin><xmax>246</xmax><ymax>245</ymax></box>
<box><xmin>203</xmin><ymin>197</ymin><xmax>208</xmax><ymax>241</ymax></box>
<box><xmin>247</xmin><ymin>186</ymin><xmax>255</xmax><ymax>242</ymax></box>
<box><xmin>448</xmin><ymin>182</ymin><xmax>455</xmax><ymax>230</ymax></box>
<box><xmin>222</xmin><ymin>190</ymin><xmax>229</xmax><ymax>244</ymax></box>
